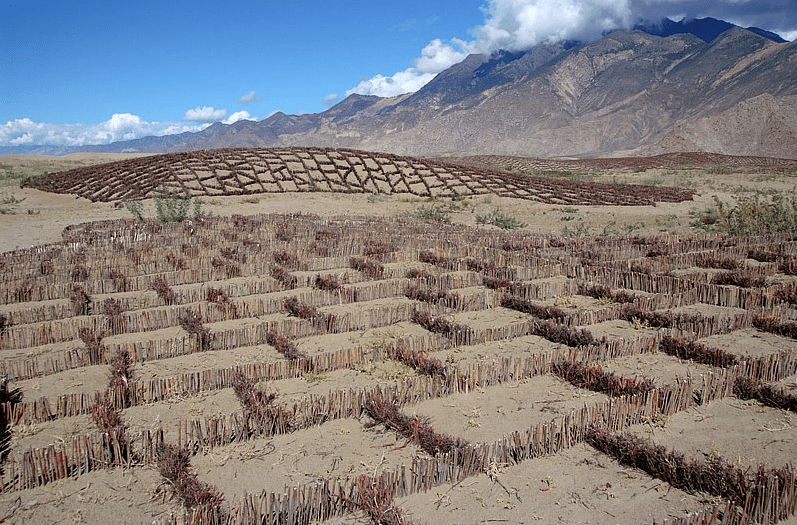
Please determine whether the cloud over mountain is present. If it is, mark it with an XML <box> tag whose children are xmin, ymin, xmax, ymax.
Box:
<box><xmin>348</xmin><ymin>0</ymin><xmax>797</xmax><ymax>97</ymax></box>
<box><xmin>0</xmin><ymin>114</ymin><xmax>210</xmax><ymax>148</ymax></box>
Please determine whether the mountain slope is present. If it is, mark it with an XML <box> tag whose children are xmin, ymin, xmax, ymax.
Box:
<box><xmin>21</xmin><ymin>20</ymin><xmax>796</xmax><ymax>159</ymax></box>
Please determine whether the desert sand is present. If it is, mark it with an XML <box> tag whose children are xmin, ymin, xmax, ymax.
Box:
<box><xmin>0</xmin><ymin>151</ymin><xmax>796</xmax><ymax>525</ymax></box>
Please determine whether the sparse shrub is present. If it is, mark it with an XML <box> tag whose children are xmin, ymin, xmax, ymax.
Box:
<box><xmin>103</xmin><ymin>298</ymin><xmax>125</xmax><ymax>335</ymax></box>
<box><xmin>529</xmin><ymin>319</ymin><xmax>596</xmax><ymax>347</ymax></box>
<box><xmin>151</xmin><ymin>276</ymin><xmax>176</xmax><ymax>305</ymax></box>
<box><xmin>779</xmin><ymin>260</ymin><xmax>797</xmax><ymax>276</ymax></box>
<box><xmin>314</xmin><ymin>274</ymin><xmax>342</xmax><ymax>292</ymax></box>
<box><xmin>79</xmin><ymin>326</ymin><xmax>105</xmax><ymax>364</ymax></box>
<box><xmin>620</xmin><ymin>305</ymin><xmax>702</xmax><ymax>329</ymax></box>
<box><xmin>232</xmin><ymin>370</ymin><xmax>276</xmax><ymax>419</ymax></box>
<box><xmin>692</xmin><ymin>193</ymin><xmax>797</xmax><ymax>235</ymax></box>
<box><xmin>695</xmin><ymin>256</ymin><xmax>741</xmax><ymax>270</ymax></box>
<box><xmin>476</xmin><ymin>207</ymin><xmax>526</xmax><ymax>229</ymax></box>
<box><xmin>405</xmin><ymin>285</ymin><xmax>459</xmax><ymax>308</ymax></box>
<box><xmin>71</xmin><ymin>264</ymin><xmax>89</xmax><ymax>282</ymax></box>
<box><xmin>166</xmin><ymin>251</ymin><xmax>187</xmax><ymax>271</ymax></box>
<box><xmin>752</xmin><ymin>315</ymin><xmax>797</xmax><ymax>340</ymax></box>
<box><xmin>406</xmin><ymin>268</ymin><xmax>437</xmax><ymax>285</ymax></box>
<box><xmin>124</xmin><ymin>199</ymin><xmax>144</xmax><ymax>221</ymax></box>
<box><xmin>711</xmin><ymin>269</ymin><xmax>766</xmax><ymax>288</ymax></box>
<box><xmin>350</xmin><ymin>256</ymin><xmax>384</xmax><ymax>278</ymax></box>
<box><xmin>501</xmin><ymin>296</ymin><xmax>567</xmax><ymax>321</ymax></box>
<box><xmin>206</xmin><ymin>287</ymin><xmax>238</xmax><ymax>317</ymax></box>
<box><xmin>551</xmin><ymin>359</ymin><xmax>654</xmax><ymax>397</ymax></box>
<box><xmin>179</xmin><ymin>309</ymin><xmax>212</xmax><ymax>351</ymax></box>
<box><xmin>273</xmin><ymin>249</ymin><xmax>301</xmax><ymax>269</ymax></box>
<box><xmin>70</xmin><ymin>284</ymin><xmax>92</xmax><ymax>315</ymax></box>
<box><xmin>263</xmin><ymin>330</ymin><xmax>307</xmax><ymax>361</ymax></box>
<box><xmin>733</xmin><ymin>377</ymin><xmax>797</xmax><ymax>413</ymax></box>
<box><xmin>91</xmin><ymin>395</ymin><xmax>130</xmax><ymax>464</ymax></box>
<box><xmin>108</xmin><ymin>348</ymin><xmax>134</xmax><ymax>394</ymax></box>
<box><xmin>109</xmin><ymin>270</ymin><xmax>129</xmax><ymax>292</ymax></box>
<box><xmin>283</xmin><ymin>297</ymin><xmax>336</xmax><ymax>331</ymax></box>
<box><xmin>0</xmin><ymin>379</ymin><xmax>23</xmax><ymax>475</ymax></box>
<box><xmin>482</xmin><ymin>276</ymin><xmax>511</xmax><ymax>289</ymax></box>
<box><xmin>270</xmin><ymin>264</ymin><xmax>297</xmax><ymax>289</ymax></box>
<box><xmin>747</xmin><ymin>249</ymin><xmax>779</xmax><ymax>263</ymax></box>
<box><xmin>418</xmin><ymin>250</ymin><xmax>456</xmax><ymax>270</ymax></box>
<box><xmin>410</xmin><ymin>309</ymin><xmax>470</xmax><ymax>339</ymax></box>
<box><xmin>274</xmin><ymin>218</ymin><xmax>295</xmax><ymax>241</ymax></box>
<box><xmin>364</xmin><ymin>239</ymin><xmax>395</xmax><ymax>258</ymax></box>
<box><xmin>586</xmin><ymin>426</ymin><xmax>748</xmax><ymax>504</ymax></box>
<box><xmin>351</xmin><ymin>474</ymin><xmax>418</xmax><ymax>525</ymax></box>
<box><xmin>389</xmin><ymin>341</ymin><xmax>447</xmax><ymax>379</ymax></box>
<box><xmin>415</xmin><ymin>204</ymin><xmax>451</xmax><ymax>223</ymax></box>
<box><xmin>364</xmin><ymin>394</ymin><xmax>467</xmax><ymax>456</ymax></box>
<box><xmin>153</xmin><ymin>186</ymin><xmax>199</xmax><ymax>223</ymax></box>
<box><xmin>658</xmin><ymin>335</ymin><xmax>738</xmax><ymax>368</ymax></box>
<box><xmin>156</xmin><ymin>442</ymin><xmax>224</xmax><ymax>511</ymax></box>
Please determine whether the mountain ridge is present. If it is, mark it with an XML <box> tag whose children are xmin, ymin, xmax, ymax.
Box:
<box><xmin>4</xmin><ymin>17</ymin><xmax>795</xmax><ymax>159</ymax></box>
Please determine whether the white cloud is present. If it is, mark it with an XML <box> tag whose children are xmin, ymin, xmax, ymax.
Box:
<box><xmin>237</xmin><ymin>90</ymin><xmax>263</xmax><ymax>104</ymax></box>
<box><xmin>347</xmin><ymin>39</ymin><xmax>469</xmax><ymax>98</ymax></box>
<box><xmin>323</xmin><ymin>93</ymin><xmax>340</xmax><ymax>107</ymax></box>
<box><xmin>223</xmin><ymin>111</ymin><xmax>253</xmax><ymax>124</ymax></box>
<box><xmin>0</xmin><ymin>114</ymin><xmax>210</xmax><ymax>147</ymax></box>
<box><xmin>182</xmin><ymin>106</ymin><xmax>228</xmax><ymax>122</ymax></box>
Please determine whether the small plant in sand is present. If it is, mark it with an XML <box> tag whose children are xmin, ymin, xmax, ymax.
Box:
<box><xmin>91</xmin><ymin>396</ymin><xmax>131</xmax><ymax>465</ymax></box>
<box><xmin>476</xmin><ymin>207</ymin><xmax>526</xmax><ymax>229</ymax></box>
<box><xmin>733</xmin><ymin>377</ymin><xmax>797</xmax><ymax>413</ymax></box>
<box><xmin>270</xmin><ymin>264</ymin><xmax>298</xmax><ymax>289</ymax></box>
<box><xmin>79</xmin><ymin>326</ymin><xmax>106</xmax><ymax>364</ymax></box>
<box><xmin>364</xmin><ymin>394</ymin><xmax>468</xmax><ymax>457</ymax></box>
<box><xmin>711</xmin><ymin>269</ymin><xmax>766</xmax><ymax>288</ymax></box>
<box><xmin>103</xmin><ymin>298</ymin><xmax>125</xmax><ymax>335</ymax></box>
<box><xmin>0</xmin><ymin>379</ymin><xmax>23</xmax><ymax>476</ymax></box>
<box><xmin>179</xmin><ymin>309</ymin><xmax>212</xmax><ymax>351</ymax></box>
<box><xmin>389</xmin><ymin>341</ymin><xmax>448</xmax><ymax>380</ymax></box>
<box><xmin>350</xmin><ymin>256</ymin><xmax>384</xmax><ymax>279</ymax></box>
<box><xmin>404</xmin><ymin>285</ymin><xmax>460</xmax><ymax>308</ymax></box>
<box><xmin>658</xmin><ymin>335</ymin><xmax>738</xmax><ymax>368</ymax></box>
<box><xmin>231</xmin><ymin>370</ymin><xmax>277</xmax><ymax>421</ymax></box>
<box><xmin>153</xmin><ymin>186</ymin><xmax>205</xmax><ymax>223</ymax></box>
<box><xmin>349</xmin><ymin>474</ymin><xmax>421</xmax><ymax>525</ymax></box>
<box><xmin>109</xmin><ymin>270</ymin><xmax>130</xmax><ymax>293</ymax></box>
<box><xmin>206</xmin><ymin>287</ymin><xmax>238</xmax><ymax>318</ymax></box>
<box><xmin>410</xmin><ymin>309</ymin><xmax>470</xmax><ymax>339</ymax></box>
<box><xmin>70</xmin><ymin>284</ymin><xmax>92</xmax><ymax>316</ymax></box>
<box><xmin>157</xmin><ymin>442</ymin><xmax>225</xmax><ymax>512</ymax></box>
<box><xmin>263</xmin><ymin>330</ymin><xmax>307</xmax><ymax>361</ymax></box>
<box><xmin>586</xmin><ymin>425</ymin><xmax>751</xmax><ymax>505</ymax></box>
<box><xmin>752</xmin><ymin>314</ymin><xmax>797</xmax><ymax>340</ymax></box>
<box><xmin>151</xmin><ymin>276</ymin><xmax>177</xmax><ymax>305</ymax></box>
<box><xmin>529</xmin><ymin>319</ymin><xmax>597</xmax><ymax>347</ymax></box>
<box><xmin>500</xmin><ymin>296</ymin><xmax>568</xmax><ymax>321</ymax></box>
<box><xmin>283</xmin><ymin>297</ymin><xmax>336</xmax><ymax>331</ymax></box>
<box><xmin>551</xmin><ymin>359</ymin><xmax>655</xmax><ymax>397</ymax></box>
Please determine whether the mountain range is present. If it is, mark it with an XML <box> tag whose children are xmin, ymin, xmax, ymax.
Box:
<box><xmin>7</xmin><ymin>17</ymin><xmax>797</xmax><ymax>159</ymax></box>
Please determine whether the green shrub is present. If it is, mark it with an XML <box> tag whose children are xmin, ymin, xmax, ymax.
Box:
<box><xmin>154</xmin><ymin>187</ymin><xmax>193</xmax><ymax>223</ymax></box>
<box><xmin>415</xmin><ymin>204</ymin><xmax>451</xmax><ymax>222</ymax></box>
<box><xmin>691</xmin><ymin>193</ymin><xmax>797</xmax><ymax>235</ymax></box>
<box><xmin>476</xmin><ymin>207</ymin><xmax>526</xmax><ymax>229</ymax></box>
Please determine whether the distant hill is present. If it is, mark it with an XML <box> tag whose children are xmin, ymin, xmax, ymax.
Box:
<box><xmin>7</xmin><ymin>18</ymin><xmax>796</xmax><ymax>159</ymax></box>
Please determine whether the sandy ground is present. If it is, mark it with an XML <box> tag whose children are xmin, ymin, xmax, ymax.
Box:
<box><xmin>1</xmin><ymin>152</ymin><xmax>796</xmax><ymax>525</ymax></box>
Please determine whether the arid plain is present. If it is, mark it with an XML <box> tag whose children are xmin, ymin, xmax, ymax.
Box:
<box><xmin>0</xmin><ymin>150</ymin><xmax>796</xmax><ymax>525</ymax></box>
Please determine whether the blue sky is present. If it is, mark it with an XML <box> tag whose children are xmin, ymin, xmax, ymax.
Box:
<box><xmin>3</xmin><ymin>0</ymin><xmax>796</xmax><ymax>147</ymax></box>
